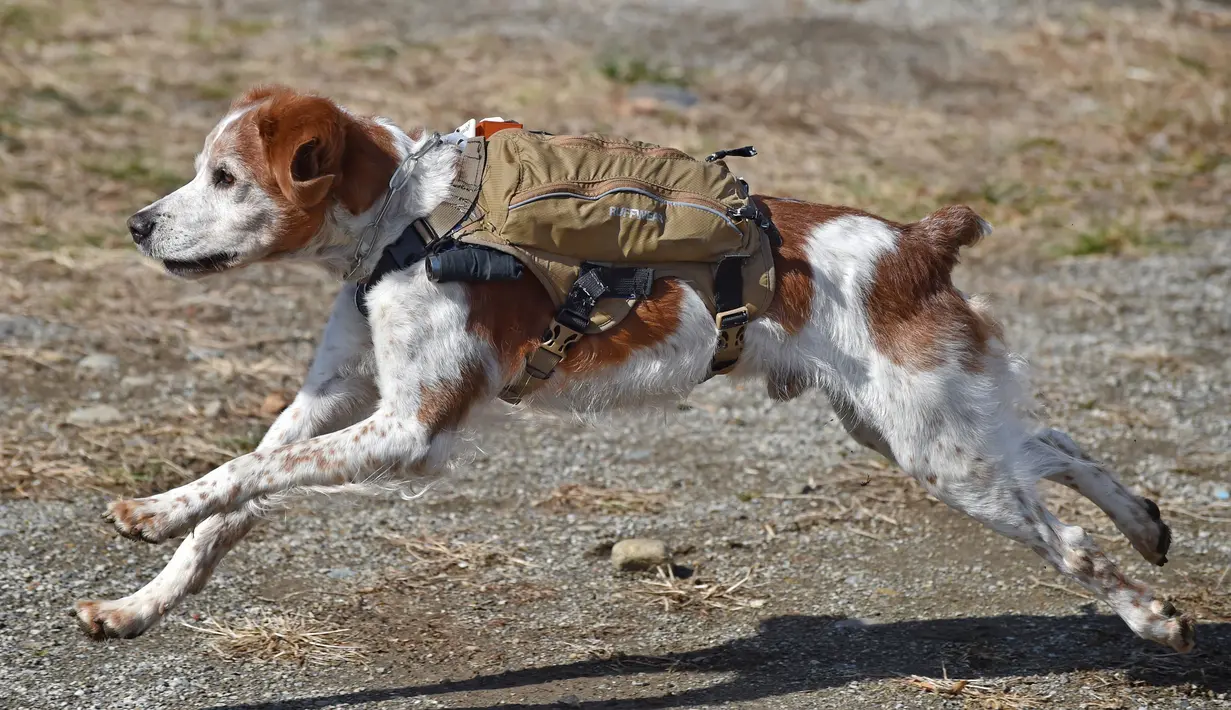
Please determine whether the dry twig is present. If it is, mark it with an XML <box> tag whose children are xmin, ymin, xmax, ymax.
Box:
<box><xmin>384</xmin><ymin>533</ymin><xmax>533</xmax><ymax>577</ymax></box>
<box><xmin>902</xmin><ymin>672</ymin><xmax>1051</xmax><ymax>709</ymax></box>
<box><xmin>636</xmin><ymin>565</ymin><xmax>767</xmax><ymax>612</ymax></box>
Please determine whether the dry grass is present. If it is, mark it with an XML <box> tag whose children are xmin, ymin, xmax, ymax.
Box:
<box><xmin>534</xmin><ymin>483</ymin><xmax>670</xmax><ymax>515</ymax></box>
<box><xmin>1</xmin><ymin>2</ymin><xmax>1226</xmax><ymax>253</ymax></box>
<box><xmin>182</xmin><ymin>615</ymin><xmax>366</xmax><ymax>665</ymax></box>
<box><xmin>1173</xmin><ymin>565</ymin><xmax>1231</xmax><ymax>622</ymax></box>
<box><xmin>902</xmin><ymin>672</ymin><xmax>1052</xmax><ymax>709</ymax></box>
<box><xmin>383</xmin><ymin>533</ymin><xmax>533</xmax><ymax>578</ymax></box>
<box><xmin>1</xmin><ymin>0</ymin><xmax>1230</xmax><ymax>497</ymax></box>
<box><xmin>635</xmin><ymin>565</ymin><xmax>768</xmax><ymax>613</ymax></box>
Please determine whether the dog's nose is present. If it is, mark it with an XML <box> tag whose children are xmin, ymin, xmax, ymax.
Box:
<box><xmin>127</xmin><ymin>210</ymin><xmax>157</xmax><ymax>245</ymax></box>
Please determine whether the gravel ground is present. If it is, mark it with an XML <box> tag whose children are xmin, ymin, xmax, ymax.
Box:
<box><xmin>2</xmin><ymin>1</ymin><xmax>1230</xmax><ymax>709</ymax></box>
<box><xmin>3</xmin><ymin>231</ymin><xmax>1229</xmax><ymax>709</ymax></box>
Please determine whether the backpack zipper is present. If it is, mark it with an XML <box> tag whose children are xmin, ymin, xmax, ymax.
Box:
<box><xmin>508</xmin><ymin>186</ymin><xmax>741</xmax><ymax>234</ymax></box>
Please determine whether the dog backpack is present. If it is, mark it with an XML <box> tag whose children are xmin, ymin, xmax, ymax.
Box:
<box><xmin>382</xmin><ymin>124</ymin><xmax>780</xmax><ymax>403</ymax></box>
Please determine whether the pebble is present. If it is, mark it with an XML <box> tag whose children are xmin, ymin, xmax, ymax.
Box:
<box><xmin>187</xmin><ymin>346</ymin><xmax>225</xmax><ymax>362</ymax></box>
<box><xmin>201</xmin><ymin>400</ymin><xmax>223</xmax><ymax>418</ymax></box>
<box><xmin>120</xmin><ymin>375</ymin><xmax>156</xmax><ymax>388</ymax></box>
<box><xmin>327</xmin><ymin>567</ymin><xmax>355</xmax><ymax>579</ymax></box>
<box><xmin>261</xmin><ymin>392</ymin><xmax>290</xmax><ymax>416</ymax></box>
<box><xmin>76</xmin><ymin>353</ymin><xmax>118</xmax><ymax>373</ymax></box>
<box><xmin>67</xmin><ymin>404</ymin><xmax>124</xmax><ymax>427</ymax></box>
<box><xmin>610</xmin><ymin>538</ymin><xmax>669</xmax><ymax>571</ymax></box>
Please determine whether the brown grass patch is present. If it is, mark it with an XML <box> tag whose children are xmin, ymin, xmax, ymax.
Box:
<box><xmin>534</xmin><ymin>483</ymin><xmax>669</xmax><ymax>515</ymax></box>
<box><xmin>635</xmin><ymin>565</ymin><xmax>767</xmax><ymax>613</ymax></box>
<box><xmin>182</xmin><ymin>615</ymin><xmax>366</xmax><ymax>665</ymax></box>
<box><xmin>383</xmin><ymin>533</ymin><xmax>533</xmax><ymax>578</ymax></box>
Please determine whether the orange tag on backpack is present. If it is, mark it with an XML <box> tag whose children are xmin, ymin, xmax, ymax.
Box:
<box><xmin>475</xmin><ymin>120</ymin><xmax>523</xmax><ymax>138</ymax></box>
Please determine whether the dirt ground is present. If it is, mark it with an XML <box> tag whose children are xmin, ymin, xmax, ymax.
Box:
<box><xmin>2</xmin><ymin>0</ymin><xmax>1231</xmax><ymax>708</ymax></box>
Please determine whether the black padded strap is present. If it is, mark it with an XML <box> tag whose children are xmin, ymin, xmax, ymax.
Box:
<box><xmin>354</xmin><ymin>223</ymin><xmax>428</xmax><ymax>317</ymax></box>
<box><xmin>710</xmin><ymin>256</ymin><xmax>749</xmax><ymax>376</ymax></box>
<box><xmin>713</xmin><ymin>257</ymin><xmax>744</xmax><ymax>315</ymax></box>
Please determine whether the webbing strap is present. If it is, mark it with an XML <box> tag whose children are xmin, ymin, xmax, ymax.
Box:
<box><xmin>356</xmin><ymin>139</ymin><xmax>487</xmax><ymax>318</ymax></box>
<box><xmin>499</xmin><ymin>265</ymin><xmax>653</xmax><ymax>404</ymax></box>
<box><xmin>710</xmin><ymin>256</ymin><xmax>748</xmax><ymax>376</ymax></box>
<box><xmin>414</xmin><ymin>138</ymin><xmax>487</xmax><ymax>246</ymax></box>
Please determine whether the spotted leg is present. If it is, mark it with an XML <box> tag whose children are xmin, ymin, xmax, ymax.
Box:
<box><xmin>914</xmin><ymin>443</ymin><xmax>1195</xmax><ymax>653</ymax></box>
<box><xmin>75</xmin><ymin>285</ymin><xmax>377</xmax><ymax>639</ymax></box>
<box><xmin>1034</xmin><ymin>428</ymin><xmax>1172</xmax><ymax>566</ymax></box>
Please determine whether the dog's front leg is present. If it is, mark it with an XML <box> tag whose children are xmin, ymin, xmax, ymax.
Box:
<box><xmin>74</xmin><ymin>285</ymin><xmax>378</xmax><ymax>640</ymax></box>
<box><xmin>104</xmin><ymin>393</ymin><xmax>483</xmax><ymax>542</ymax></box>
<box><xmin>102</xmin><ymin>274</ymin><xmax>495</xmax><ymax>544</ymax></box>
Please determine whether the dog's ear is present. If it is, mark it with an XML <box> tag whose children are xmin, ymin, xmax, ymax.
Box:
<box><xmin>256</xmin><ymin>92</ymin><xmax>345</xmax><ymax>209</ymax></box>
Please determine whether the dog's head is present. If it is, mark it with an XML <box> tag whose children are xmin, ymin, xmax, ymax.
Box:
<box><xmin>127</xmin><ymin>85</ymin><xmax>399</xmax><ymax>278</ymax></box>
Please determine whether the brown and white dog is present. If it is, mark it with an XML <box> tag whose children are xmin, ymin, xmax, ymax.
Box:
<box><xmin>74</xmin><ymin>85</ymin><xmax>1194</xmax><ymax>652</ymax></box>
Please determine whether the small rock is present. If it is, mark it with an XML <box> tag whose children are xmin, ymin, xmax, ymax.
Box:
<box><xmin>327</xmin><ymin>567</ymin><xmax>355</xmax><ymax>579</ymax></box>
<box><xmin>120</xmin><ymin>375</ymin><xmax>156</xmax><ymax>388</ymax></box>
<box><xmin>187</xmin><ymin>346</ymin><xmax>225</xmax><ymax>362</ymax></box>
<box><xmin>623</xmin><ymin>449</ymin><xmax>652</xmax><ymax>462</ymax></box>
<box><xmin>76</xmin><ymin>353</ymin><xmax>118</xmax><ymax>373</ymax></box>
<box><xmin>201</xmin><ymin>400</ymin><xmax>223</xmax><ymax>418</ymax></box>
<box><xmin>833</xmin><ymin>617</ymin><xmax>881</xmax><ymax>631</ymax></box>
<box><xmin>558</xmin><ymin>695</ymin><xmax>582</xmax><ymax>708</ymax></box>
<box><xmin>67</xmin><ymin>405</ymin><xmax>124</xmax><ymax>427</ymax></box>
<box><xmin>261</xmin><ymin>392</ymin><xmax>290</xmax><ymax>416</ymax></box>
<box><xmin>611</xmin><ymin>538</ymin><xmax>669</xmax><ymax>571</ymax></box>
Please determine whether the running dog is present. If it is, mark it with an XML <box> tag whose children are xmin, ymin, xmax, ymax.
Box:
<box><xmin>74</xmin><ymin>85</ymin><xmax>1193</xmax><ymax>652</ymax></box>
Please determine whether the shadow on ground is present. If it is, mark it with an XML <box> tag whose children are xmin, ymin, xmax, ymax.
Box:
<box><xmin>207</xmin><ymin>613</ymin><xmax>1231</xmax><ymax>709</ymax></box>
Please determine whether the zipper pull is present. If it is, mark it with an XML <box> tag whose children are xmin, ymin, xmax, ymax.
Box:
<box><xmin>705</xmin><ymin>146</ymin><xmax>757</xmax><ymax>162</ymax></box>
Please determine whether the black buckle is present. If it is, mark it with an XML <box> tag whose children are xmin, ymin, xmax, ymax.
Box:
<box><xmin>729</xmin><ymin>204</ymin><xmax>781</xmax><ymax>247</ymax></box>
<box><xmin>555</xmin><ymin>307</ymin><xmax>591</xmax><ymax>333</ymax></box>
<box><xmin>716</xmin><ymin>308</ymin><xmax>750</xmax><ymax>330</ymax></box>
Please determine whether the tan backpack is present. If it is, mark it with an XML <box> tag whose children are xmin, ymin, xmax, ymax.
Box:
<box><xmin>385</xmin><ymin>125</ymin><xmax>779</xmax><ymax>403</ymax></box>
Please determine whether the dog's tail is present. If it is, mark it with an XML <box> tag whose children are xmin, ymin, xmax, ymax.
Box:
<box><xmin>911</xmin><ymin>205</ymin><xmax>992</xmax><ymax>271</ymax></box>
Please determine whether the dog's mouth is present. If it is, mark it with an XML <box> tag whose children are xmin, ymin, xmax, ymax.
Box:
<box><xmin>161</xmin><ymin>252</ymin><xmax>238</xmax><ymax>276</ymax></box>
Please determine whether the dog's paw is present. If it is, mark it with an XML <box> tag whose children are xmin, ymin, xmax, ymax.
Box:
<box><xmin>1126</xmin><ymin>498</ymin><xmax>1171</xmax><ymax>567</ymax></box>
<box><xmin>1155</xmin><ymin>607</ymin><xmax>1196</xmax><ymax>654</ymax></box>
<box><xmin>1128</xmin><ymin>598</ymin><xmax>1196</xmax><ymax>653</ymax></box>
<box><xmin>103</xmin><ymin>496</ymin><xmax>193</xmax><ymax>544</ymax></box>
<box><xmin>72</xmin><ymin>598</ymin><xmax>163</xmax><ymax>641</ymax></box>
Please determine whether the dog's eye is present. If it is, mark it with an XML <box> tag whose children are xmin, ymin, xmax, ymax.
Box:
<box><xmin>212</xmin><ymin>168</ymin><xmax>235</xmax><ymax>188</ymax></box>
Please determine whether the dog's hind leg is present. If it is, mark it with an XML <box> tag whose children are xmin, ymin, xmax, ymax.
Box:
<box><xmin>896</xmin><ymin>420</ymin><xmax>1195</xmax><ymax>653</ymax></box>
<box><xmin>1031</xmin><ymin>428</ymin><xmax>1172</xmax><ymax>566</ymax></box>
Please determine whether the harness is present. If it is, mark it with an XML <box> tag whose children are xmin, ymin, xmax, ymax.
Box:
<box><xmin>356</xmin><ymin>121</ymin><xmax>779</xmax><ymax>405</ymax></box>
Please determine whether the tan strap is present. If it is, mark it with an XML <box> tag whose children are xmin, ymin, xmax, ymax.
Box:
<box><xmin>499</xmin><ymin>319</ymin><xmax>584</xmax><ymax>404</ymax></box>
<box><xmin>415</xmin><ymin>138</ymin><xmax>486</xmax><ymax>245</ymax></box>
